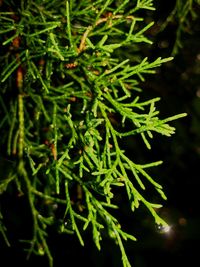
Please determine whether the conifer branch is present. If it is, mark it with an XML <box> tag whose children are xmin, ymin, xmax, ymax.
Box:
<box><xmin>0</xmin><ymin>1</ymin><xmax>188</xmax><ymax>266</ymax></box>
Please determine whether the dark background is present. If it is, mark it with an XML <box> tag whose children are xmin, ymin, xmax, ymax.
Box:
<box><xmin>1</xmin><ymin>1</ymin><xmax>200</xmax><ymax>266</ymax></box>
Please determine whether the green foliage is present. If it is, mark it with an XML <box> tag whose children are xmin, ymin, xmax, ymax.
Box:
<box><xmin>0</xmin><ymin>1</ymin><xmax>186</xmax><ymax>266</ymax></box>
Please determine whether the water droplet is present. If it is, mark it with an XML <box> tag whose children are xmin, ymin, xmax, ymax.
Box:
<box><xmin>155</xmin><ymin>224</ymin><xmax>171</xmax><ymax>234</ymax></box>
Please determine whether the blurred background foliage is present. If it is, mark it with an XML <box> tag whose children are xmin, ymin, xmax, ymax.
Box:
<box><xmin>1</xmin><ymin>1</ymin><xmax>200</xmax><ymax>266</ymax></box>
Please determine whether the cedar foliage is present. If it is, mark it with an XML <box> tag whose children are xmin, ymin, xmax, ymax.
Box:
<box><xmin>1</xmin><ymin>0</ymin><xmax>196</xmax><ymax>266</ymax></box>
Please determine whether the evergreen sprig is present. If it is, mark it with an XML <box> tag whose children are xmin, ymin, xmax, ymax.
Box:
<box><xmin>0</xmin><ymin>1</ymin><xmax>186</xmax><ymax>266</ymax></box>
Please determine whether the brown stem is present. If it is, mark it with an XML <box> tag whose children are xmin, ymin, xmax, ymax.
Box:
<box><xmin>78</xmin><ymin>15</ymin><xmax>134</xmax><ymax>53</ymax></box>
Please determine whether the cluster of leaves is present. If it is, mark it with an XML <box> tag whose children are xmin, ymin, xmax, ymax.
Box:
<box><xmin>0</xmin><ymin>1</ymin><xmax>186</xmax><ymax>266</ymax></box>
